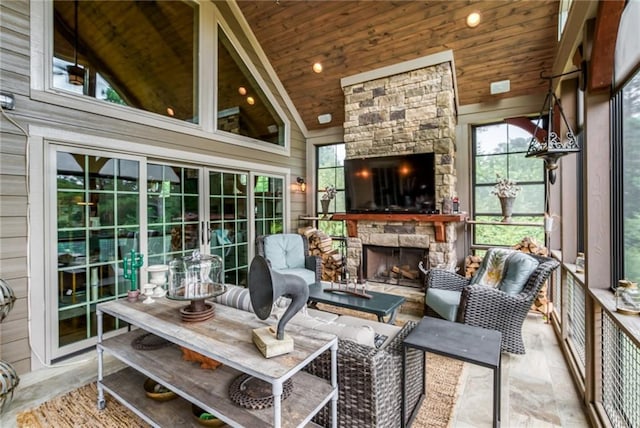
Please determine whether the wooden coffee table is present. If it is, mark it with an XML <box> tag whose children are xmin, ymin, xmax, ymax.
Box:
<box><xmin>307</xmin><ymin>281</ymin><xmax>406</xmax><ymax>324</ymax></box>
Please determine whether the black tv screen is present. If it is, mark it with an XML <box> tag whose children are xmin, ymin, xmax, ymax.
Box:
<box><xmin>344</xmin><ymin>153</ymin><xmax>436</xmax><ymax>213</ymax></box>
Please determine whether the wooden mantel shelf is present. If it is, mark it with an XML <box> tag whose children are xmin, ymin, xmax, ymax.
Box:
<box><xmin>331</xmin><ymin>213</ymin><xmax>467</xmax><ymax>242</ymax></box>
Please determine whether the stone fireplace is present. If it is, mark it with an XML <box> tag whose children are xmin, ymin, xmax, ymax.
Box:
<box><xmin>339</xmin><ymin>59</ymin><xmax>459</xmax><ymax>282</ymax></box>
<box><xmin>363</xmin><ymin>244</ymin><xmax>428</xmax><ymax>288</ymax></box>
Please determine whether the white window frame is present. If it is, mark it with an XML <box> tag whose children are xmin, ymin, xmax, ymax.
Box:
<box><xmin>29</xmin><ymin>1</ymin><xmax>291</xmax><ymax>156</ymax></box>
<box><xmin>28</xmin><ymin>125</ymin><xmax>291</xmax><ymax>364</ymax></box>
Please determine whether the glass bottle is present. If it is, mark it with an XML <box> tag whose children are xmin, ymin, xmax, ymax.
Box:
<box><xmin>616</xmin><ymin>280</ymin><xmax>640</xmax><ymax>315</ymax></box>
<box><xmin>575</xmin><ymin>252</ymin><xmax>585</xmax><ymax>273</ymax></box>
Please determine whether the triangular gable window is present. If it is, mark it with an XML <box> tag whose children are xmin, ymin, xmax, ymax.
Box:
<box><xmin>217</xmin><ymin>26</ymin><xmax>284</xmax><ymax>146</ymax></box>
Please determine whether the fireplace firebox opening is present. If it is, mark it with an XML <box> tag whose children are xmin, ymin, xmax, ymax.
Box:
<box><xmin>363</xmin><ymin>245</ymin><xmax>428</xmax><ymax>288</ymax></box>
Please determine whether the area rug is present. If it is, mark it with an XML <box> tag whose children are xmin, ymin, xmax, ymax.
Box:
<box><xmin>17</xmin><ymin>305</ymin><xmax>463</xmax><ymax>428</ymax></box>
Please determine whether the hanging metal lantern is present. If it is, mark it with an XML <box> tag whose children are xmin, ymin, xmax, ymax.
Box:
<box><xmin>0</xmin><ymin>279</ymin><xmax>16</xmax><ymax>323</ymax></box>
<box><xmin>526</xmin><ymin>71</ymin><xmax>581</xmax><ymax>184</ymax></box>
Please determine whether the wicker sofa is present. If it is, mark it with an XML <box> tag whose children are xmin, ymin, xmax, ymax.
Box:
<box><xmin>304</xmin><ymin>321</ymin><xmax>423</xmax><ymax>428</ymax></box>
<box><xmin>214</xmin><ymin>285</ymin><xmax>423</xmax><ymax>427</ymax></box>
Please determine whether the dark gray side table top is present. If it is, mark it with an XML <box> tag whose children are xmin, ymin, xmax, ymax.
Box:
<box><xmin>404</xmin><ymin>316</ymin><xmax>502</xmax><ymax>368</ymax></box>
<box><xmin>308</xmin><ymin>281</ymin><xmax>405</xmax><ymax>317</ymax></box>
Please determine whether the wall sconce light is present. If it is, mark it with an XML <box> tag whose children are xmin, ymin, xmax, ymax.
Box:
<box><xmin>525</xmin><ymin>70</ymin><xmax>581</xmax><ymax>184</ymax></box>
<box><xmin>296</xmin><ymin>177</ymin><xmax>306</xmax><ymax>193</ymax></box>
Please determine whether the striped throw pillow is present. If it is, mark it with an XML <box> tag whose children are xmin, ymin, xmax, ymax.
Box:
<box><xmin>214</xmin><ymin>285</ymin><xmax>254</xmax><ymax>313</ymax></box>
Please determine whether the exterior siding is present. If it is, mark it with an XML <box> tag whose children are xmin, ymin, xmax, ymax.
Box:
<box><xmin>0</xmin><ymin>0</ymin><xmax>308</xmax><ymax>373</ymax></box>
<box><xmin>0</xmin><ymin>0</ymin><xmax>31</xmax><ymax>374</ymax></box>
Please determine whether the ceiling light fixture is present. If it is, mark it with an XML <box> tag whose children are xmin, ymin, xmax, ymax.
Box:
<box><xmin>317</xmin><ymin>113</ymin><xmax>332</xmax><ymax>124</ymax></box>
<box><xmin>247</xmin><ymin>96</ymin><xmax>255</xmax><ymax>105</ymax></box>
<box><xmin>166</xmin><ymin>107</ymin><xmax>175</xmax><ymax>117</ymax></box>
<box><xmin>525</xmin><ymin>70</ymin><xmax>582</xmax><ymax>184</ymax></box>
<box><xmin>466</xmin><ymin>12</ymin><xmax>481</xmax><ymax>28</ymax></box>
<box><xmin>238</xmin><ymin>87</ymin><xmax>247</xmax><ymax>95</ymax></box>
<box><xmin>312</xmin><ymin>62</ymin><xmax>323</xmax><ymax>73</ymax></box>
<box><xmin>67</xmin><ymin>0</ymin><xmax>84</xmax><ymax>86</ymax></box>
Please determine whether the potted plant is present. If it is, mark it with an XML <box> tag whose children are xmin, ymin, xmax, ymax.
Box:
<box><xmin>320</xmin><ymin>185</ymin><xmax>337</xmax><ymax>218</ymax></box>
<box><xmin>491</xmin><ymin>174</ymin><xmax>521</xmax><ymax>222</ymax></box>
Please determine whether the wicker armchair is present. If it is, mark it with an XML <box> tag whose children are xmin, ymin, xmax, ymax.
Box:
<box><xmin>425</xmin><ymin>254</ymin><xmax>559</xmax><ymax>354</ymax></box>
<box><xmin>256</xmin><ymin>234</ymin><xmax>322</xmax><ymax>284</ymax></box>
<box><xmin>304</xmin><ymin>321</ymin><xmax>424</xmax><ymax>428</ymax></box>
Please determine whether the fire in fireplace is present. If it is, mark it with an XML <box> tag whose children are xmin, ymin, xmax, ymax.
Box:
<box><xmin>362</xmin><ymin>245</ymin><xmax>428</xmax><ymax>288</ymax></box>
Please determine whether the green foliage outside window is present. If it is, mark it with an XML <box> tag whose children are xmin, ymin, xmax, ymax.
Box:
<box><xmin>623</xmin><ymin>71</ymin><xmax>640</xmax><ymax>282</ymax></box>
<box><xmin>472</xmin><ymin>123</ymin><xmax>545</xmax><ymax>248</ymax></box>
<box><xmin>317</xmin><ymin>144</ymin><xmax>346</xmax><ymax>237</ymax></box>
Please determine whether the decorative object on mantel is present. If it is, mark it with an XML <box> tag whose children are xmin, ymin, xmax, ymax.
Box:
<box><xmin>491</xmin><ymin>174</ymin><xmax>521</xmax><ymax>222</ymax></box>
<box><xmin>616</xmin><ymin>279</ymin><xmax>640</xmax><ymax>315</ymax></box>
<box><xmin>166</xmin><ymin>251</ymin><xmax>227</xmax><ymax>322</ymax></box>
<box><xmin>248</xmin><ymin>255</ymin><xmax>309</xmax><ymax>358</ymax></box>
<box><xmin>320</xmin><ymin>184</ymin><xmax>337</xmax><ymax>218</ymax></box>
<box><xmin>228</xmin><ymin>373</ymin><xmax>293</xmax><ymax>410</ymax></box>
<box><xmin>324</xmin><ymin>279</ymin><xmax>372</xmax><ymax>299</ymax></box>
<box><xmin>524</xmin><ymin>69</ymin><xmax>582</xmax><ymax>185</ymax></box>
<box><xmin>0</xmin><ymin>278</ymin><xmax>19</xmax><ymax>414</ymax></box>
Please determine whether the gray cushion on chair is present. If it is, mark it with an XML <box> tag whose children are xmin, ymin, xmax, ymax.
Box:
<box><xmin>425</xmin><ymin>289</ymin><xmax>461</xmax><ymax>321</ymax></box>
<box><xmin>263</xmin><ymin>234</ymin><xmax>306</xmax><ymax>270</ymax></box>
<box><xmin>499</xmin><ymin>252</ymin><xmax>540</xmax><ymax>295</ymax></box>
<box><xmin>272</xmin><ymin>267</ymin><xmax>316</xmax><ymax>285</ymax></box>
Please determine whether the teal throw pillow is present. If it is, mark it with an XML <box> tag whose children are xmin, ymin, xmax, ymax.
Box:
<box><xmin>499</xmin><ymin>252</ymin><xmax>540</xmax><ymax>295</ymax></box>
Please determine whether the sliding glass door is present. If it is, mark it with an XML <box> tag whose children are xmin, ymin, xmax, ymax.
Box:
<box><xmin>208</xmin><ymin>171</ymin><xmax>249</xmax><ymax>286</ymax></box>
<box><xmin>56</xmin><ymin>151</ymin><xmax>141</xmax><ymax>347</ymax></box>
<box><xmin>53</xmin><ymin>147</ymin><xmax>286</xmax><ymax>355</ymax></box>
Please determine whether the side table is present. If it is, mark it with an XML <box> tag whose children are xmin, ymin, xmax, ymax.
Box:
<box><xmin>401</xmin><ymin>316</ymin><xmax>502</xmax><ymax>428</ymax></box>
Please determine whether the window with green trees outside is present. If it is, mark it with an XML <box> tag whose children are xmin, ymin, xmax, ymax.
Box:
<box><xmin>316</xmin><ymin>144</ymin><xmax>346</xmax><ymax>239</ymax></box>
<box><xmin>472</xmin><ymin>123</ymin><xmax>545</xmax><ymax>250</ymax></box>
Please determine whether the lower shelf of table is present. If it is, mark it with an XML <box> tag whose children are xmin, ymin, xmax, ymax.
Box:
<box><xmin>99</xmin><ymin>330</ymin><xmax>332</xmax><ymax>427</ymax></box>
<box><xmin>101</xmin><ymin>368</ymin><xmax>215</xmax><ymax>427</ymax></box>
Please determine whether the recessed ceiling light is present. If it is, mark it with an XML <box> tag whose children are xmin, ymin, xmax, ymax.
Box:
<box><xmin>466</xmin><ymin>12</ymin><xmax>481</xmax><ymax>28</ymax></box>
<box><xmin>312</xmin><ymin>62</ymin><xmax>323</xmax><ymax>73</ymax></box>
<box><xmin>238</xmin><ymin>87</ymin><xmax>247</xmax><ymax>95</ymax></box>
<box><xmin>247</xmin><ymin>96</ymin><xmax>255</xmax><ymax>105</ymax></box>
<box><xmin>166</xmin><ymin>107</ymin><xmax>175</xmax><ymax>116</ymax></box>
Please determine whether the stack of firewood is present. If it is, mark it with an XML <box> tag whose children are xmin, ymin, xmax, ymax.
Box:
<box><xmin>298</xmin><ymin>227</ymin><xmax>344</xmax><ymax>281</ymax></box>
<box><xmin>513</xmin><ymin>236</ymin><xmax>549</xmax><ymax>256</ymax></box>
<box><xmin>464</xmin><ymin>255</ymin><xmax>484</xmax><ymax>278</ymax></box>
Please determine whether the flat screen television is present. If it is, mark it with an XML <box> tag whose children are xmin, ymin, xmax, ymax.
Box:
<box><xmin>344</xmin><ymin>153</ymin><xmax>436</xmax><ymax>213</ymax></box>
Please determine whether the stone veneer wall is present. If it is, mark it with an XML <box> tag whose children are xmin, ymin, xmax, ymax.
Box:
<box><xmin>342</xmin><ymin>61</ymin><xmax>458</xmax><ymax>275</ymax></box>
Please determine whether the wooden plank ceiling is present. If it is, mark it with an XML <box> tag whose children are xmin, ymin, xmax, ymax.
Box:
<box><xmin>237</xmin><ymin>0</ymin><xmax>560</xmax><ymax>131</ymax></box>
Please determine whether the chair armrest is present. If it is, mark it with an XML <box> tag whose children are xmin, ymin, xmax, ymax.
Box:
<box><xmin>426</xmin><ymin>269</ymin><xmax>470</xmax><ymax>292</ymax></box>
<box><xmin>458</xmin><ymin>284</ymin><xmax>531</xmax><ymax>323</ymax></box>
<box><xmin>305</xmin><ymin>255</ymin><xmax>322</xmax><ymax>282</ymax></box>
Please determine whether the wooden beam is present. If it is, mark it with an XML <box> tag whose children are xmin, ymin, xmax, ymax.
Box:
<box><xmin>589</xmin><ymin>0</ymin><xmax>625</xmax><ymax>92</ymax></box>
